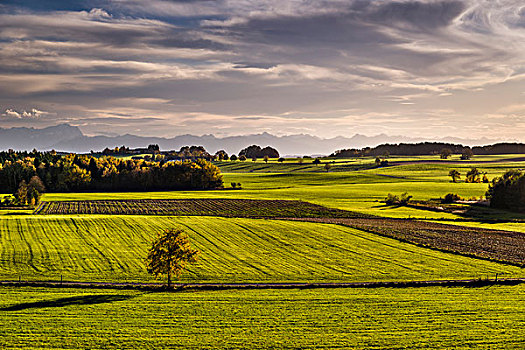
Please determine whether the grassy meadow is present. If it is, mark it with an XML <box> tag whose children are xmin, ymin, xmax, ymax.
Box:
<box><xmin>1</xmin><ymin>285</ymin><xmax>524</xmax><ymax>349</ymax></box>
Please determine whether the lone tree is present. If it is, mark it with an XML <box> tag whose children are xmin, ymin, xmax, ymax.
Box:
<box><xmin>465</xmin><ymin>167</ymin><xmax>481</xmax><ymax>183</ymax></box>
<box><xmin>448</xmin><ymin>169</ymin><xmax>461</xmax><ymax>183</ymax></box>
<box><xmin>146</xmin><ymin>228</ymin><xmax>200</xmax><ymax>288</ymax></box>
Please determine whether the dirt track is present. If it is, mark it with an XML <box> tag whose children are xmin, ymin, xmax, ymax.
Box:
<box><xmin>2</xmin><ymin>278</ymin><xmax>524</xmax><ymax>291</ymax></box>
<box><xmin>386</xmin><ymin>156</ymin><xmax>525</xmax><ymax>166</ymax></box>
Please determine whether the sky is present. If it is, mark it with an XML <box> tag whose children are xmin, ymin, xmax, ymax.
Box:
<box><xmin>1</xmin><ymin>0</ymin><xmax>525</xmax><ymax>140</ymax></box>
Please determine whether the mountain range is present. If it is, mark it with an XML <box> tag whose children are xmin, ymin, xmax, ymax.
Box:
<box><xmin>0</xmin><ymin>124</ymin><xmax>505</xmax><ymax>156</ymax></box>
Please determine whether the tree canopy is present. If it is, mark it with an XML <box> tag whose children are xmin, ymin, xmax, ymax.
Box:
<box><xmin>448</xmin><ymin>169</ymin><xmax>461</xmax><ymax>183</ymax></box>
<box><xmin>465</xmin><ymin>168</ymin><xmax>481</xmax><ymax>183</ymax></box>
<box><xmin>146</xmin><ymin>228</ymin><xmax>200</xmax><ymax>288</ymax></box>
<box><xmin>238</xmin><ymin>145</ymin><xmax>279</xmax><ymax>159</ymax></box>
<box><xmin>331</xmin><ymin>142</ymin><xmax>525</xmax><ymax>158</ymax></box>
<box><xmin>0</xmin><ymin>151</ymin><xmax>223</xmax><ymax>193</ymax></box>
<box><xmin>486</xmin><ymin>170</ymin><xmax>525</xmax><ymax>211</ymax></box>
<box><xmin>440</xmin><ymin>148</ymin><xmax>452</xmax><ymax>159</ymax></box>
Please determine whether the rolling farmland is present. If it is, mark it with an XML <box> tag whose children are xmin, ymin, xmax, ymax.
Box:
<box><xmin>2</xmin><ymin>155</ymin><xmax>525</xmax><ymax>349</ymax></box>
<box><xmin>3</xmin><ymin>0</ymin><xmax>525</xmax><ymax>346</ymax></box>
<box><xmin>1</xmin><ymin>215</ymin><xmax>522</xmax><ymax>283</ymax></box>
<box><xmin>33</xmin><ymin>198</ymin><xmax>525</xmax><ymax>266</ymax></box>
<box><xmin>41</xmin><ymin>161</ymin><xmax>525</xmax><ymax>220</ymax></box>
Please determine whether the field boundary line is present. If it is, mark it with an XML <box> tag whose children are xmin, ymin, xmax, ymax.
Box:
<box><xmin>386</xmin><ymin>156</ymin><xmax>525</xmax><ymax>166</ymax></box>
<box><xmin>1</xmin><ymin>278</ymin><xmax>524</xmax><ymax>291</ymax></box>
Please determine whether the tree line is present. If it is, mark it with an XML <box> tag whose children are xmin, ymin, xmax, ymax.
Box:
<box><xmin>0</xmin><ymin>151</ymin><xmax>223</xmax><ymax>194</ymax></box>
<box><xmin>97</xmin><ymin>144</ymin><xmax>280</xmax><ymax>162</ymax></box>
<box><xmin>331</xmin><ymin>142</ymin><xmax>525</xmax><ymax>157</ymax></box>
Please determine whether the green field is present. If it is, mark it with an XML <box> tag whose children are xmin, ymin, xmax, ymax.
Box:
<box><xmin>40</xmin><ymin>172</ymin><xmax>490</xmax><ymax>219</ymax></box>
<box><xmin>36</xmin><ymin>178</ymin><xmax>508</xmax><ymax>220</ymax></box>
<box><xmin>1</xmin><ymin>285</ymin><xmax>524</xmax><ymax>349</ymax></box>
<box><xmin>1</xmin><ymin>215</ymin><xmax>521</xmax><ymax>283</ymax></box>
<box><xmin>3</xmin><ymin>156</ymin><xmax>525</xmax><ymax>283</ymax></box>
<box><xmin>438</xmin><ymin>220</ymin><xmax>525</xmax><ymax>234</ymax></box>
<box><xmin>214</xmin><ymin>154</ymin><xmax>525</xmax><ymax>173</ymax></box>
<box><xmin>2</xmin><ymin>155</ymin><xmax>525</xmax><ymax>348</ymax></box>
<box><xmin>35</xmin><ymin>158</ymin><xmax>525</xmax><ymax>220</ymax></box>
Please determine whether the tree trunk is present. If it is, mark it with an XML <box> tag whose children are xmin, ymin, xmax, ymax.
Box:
<box><xmin>167</xmin><ymin>270</ymin><xmax>171</xmax><ymax>289</ymax></box>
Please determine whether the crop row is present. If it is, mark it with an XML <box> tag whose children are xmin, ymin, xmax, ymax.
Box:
<box><xmin>1</xmin><ymin>216</ymin><xmax>521</xmax><ymax>283</ymax></box>
<box><xmin>290</xmin><ymin>217</ymin><xmax>525</xmax><ymax>266</ymax></box>
<box><xmin>34</xmin><ymin>199</ymin><xmax>371</xmax><ymax>218</ymax></box>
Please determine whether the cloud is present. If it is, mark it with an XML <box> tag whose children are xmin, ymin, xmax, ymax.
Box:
<box><xmin>1</xmin><ymin>108</ymin><xmax>48</xmax><ymax>119</ymax></box>
<box><xmin>86</xmin><ymin>8</ymin><xmax>112</xmax><ymax>19</ymax></box>
<box><xmin>2</xmin><ymin>109</ymin><xmax>21</xmax><ymax>119</ymax></box>
<box><xmin>1</xmin><ymin>1</ymin><xmax>525</xmax><ymax>140</ymax></box>
<box><xmin>368</xmin><ymin>0</ymin><xmax>465</xmax><ymax>30</ymax></box>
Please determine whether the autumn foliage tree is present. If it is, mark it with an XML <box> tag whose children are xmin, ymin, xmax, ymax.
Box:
<box><xmin>0</xmin><ymin>152</ymin><xmax>223</xmax><ymax>193</ymax></box>
<box><xmin>12</xmin><ymin>176</ymin><xmax>45</xmax><ymax>206</ymax></box>
<box><xmin>146</xmin><ymin>228</ymin><xmax>200</xmax><ymax>288</ymax></box>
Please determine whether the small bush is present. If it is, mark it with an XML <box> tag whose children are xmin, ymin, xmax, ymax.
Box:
<box><xmin>385</xmin><ymin>193</ymin><xmax>399</xmax><ymax>205</ymax></box>
<box><xmin>385</xmin><ymin>192</ymin><xmax>412</xmax><ymax>206</ymax></box>
<box><xmin>442</xmin><ymin>193</ymin><xmax>462</xmax><ymax>204</ymax></box>
<box><xmin>399</xmin><ymin>192</ymin><xmax>412</xmax><ymax>205</ymax></box>
<box><xmin>0</xmin><ymin>195</ymin><xmax>17</xmax><ymax>207</ymax></box>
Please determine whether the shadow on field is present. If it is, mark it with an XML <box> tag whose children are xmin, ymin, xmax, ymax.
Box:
<box><xmin>0</xmin><ymin>294</ymin><xmax>135</xmax><ymax>311</ymax></box>
<box><xmin>372</xmin><ymin>203</ymin><xmax>403</xmax><ymax>210</ymax></box>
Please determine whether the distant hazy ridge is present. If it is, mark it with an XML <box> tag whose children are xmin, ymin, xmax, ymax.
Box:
<box><xmin>0</xmin><ymin>124</ymin><xmax>503</xmax><ymax>155</ymax></box>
